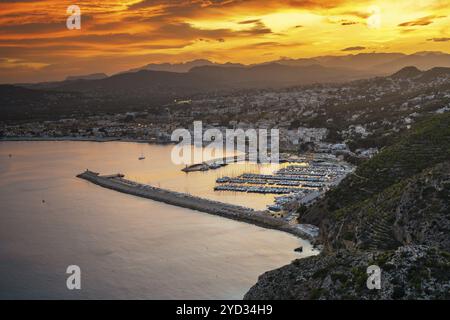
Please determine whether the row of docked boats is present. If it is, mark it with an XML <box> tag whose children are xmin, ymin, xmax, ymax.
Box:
<box><xmin>214</xmin><ymin>184</ymin><xmax>303</xmax><ymax>194</ymax></box>
<box><xmin>276</xmin><ymin>164</ymin><xmax>351</xmax><ymax>176</ymax></box>
<box><xmin>216</xmin><ymin>176</ymin><xmax>324</xmax><ymax>188</ymax></box>
<box><xmin>240</xmin><ymin>173</ymin><xmax>328</xmax><ymax>182</ymax></box>
<box><xmin>213</xmin><ymin>160</ymin><xmax>354</xmax><ymax>210</ymax></box>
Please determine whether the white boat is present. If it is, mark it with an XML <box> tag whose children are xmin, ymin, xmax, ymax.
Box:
<box><xmin>138</xmin><ymin>152</ymin><xmax>145</xmax><ymax>160</ymax></box>
<box><xmin>209</xmin><ymin>162</ymin><xmax>221</xmax><ymax>169</ymax></box>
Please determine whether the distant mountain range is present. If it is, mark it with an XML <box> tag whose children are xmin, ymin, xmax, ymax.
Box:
<box><xmin>21</xmin><ymin>63</ymin><xmax>372</xmax><ymax>96</ymax></box>
<box><xmin>33</xmin><ymin>51</ymin><xmax>448</xmax><ymax>95</ymax></box>
<box><xmin>123</xmin><ymin>59</ymin><xmax>244</xmax><ymax>74</ymax></box>
<box><xmin>120</xmin><ymin>51</ymin><xmax>450</xmax><ymax>77</ymax></box>
<box><xmin>65</xmin><ymin>73</ymin><xmax>108</xmax><ymax>81</ymax></box>
<box><xmin>272</xmin><ymin>51</ymin><xmax>450</xmax><ymax>74</ymax></box>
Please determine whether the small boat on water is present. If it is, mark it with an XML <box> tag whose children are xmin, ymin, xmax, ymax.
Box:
<box><xmin>208</xmin><ymin>162</ymin><xmax>222</xmax><ymax>169</ymax></box>
<box><xmin>138</xmin><ymin>151</ymin><xmax>145</xmax><ymax>160</ymax></box>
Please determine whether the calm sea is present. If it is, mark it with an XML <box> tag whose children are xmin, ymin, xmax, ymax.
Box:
<box><xmin>0</xmin><ymin>141</ymin><xmax>316</xmax><ymax>299</ymax></box>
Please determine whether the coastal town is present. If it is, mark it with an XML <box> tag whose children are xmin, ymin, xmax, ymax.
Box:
<box><xmin>2</xmin><ymin>66</ymin><xmax>449</xmax><ymax>160</ymax></box>
<box><xmin>3</xmin><ymin>67</ymin><xmax>449</xmax><ymax>240</ymax></box>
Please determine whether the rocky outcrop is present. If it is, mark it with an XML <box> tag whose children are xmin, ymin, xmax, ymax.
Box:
<box><xmin>245</xmin><ymin>245</ymin><xmax>450</xmax><ymax>300</ymax></box>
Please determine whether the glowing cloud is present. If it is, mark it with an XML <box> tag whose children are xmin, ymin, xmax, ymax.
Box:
<box><xmin>0</xmin><ymin>0</ymin><xmax>448</xmax><ymax>82</ymax></box>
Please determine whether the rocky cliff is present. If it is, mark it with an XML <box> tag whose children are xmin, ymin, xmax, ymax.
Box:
<box><xmin>244</xmin><ymin>245</ymin><xmax>450</xmax><ymax>300</ymax></box>
<box><xmin>245</xmin><ymin>113</ymin><xmax>450</xmax><ymax>300</ymax></box>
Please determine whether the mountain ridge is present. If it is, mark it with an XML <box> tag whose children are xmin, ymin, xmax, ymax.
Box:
<box><xmin>118</xmin><ymin>51</ymin><xmax>450</xmax><ymax>77</ymax></box>
<box><xmin>19</xmin><ymin>62</ymin><xmax>375</xmax><ymax>95</ymax></box>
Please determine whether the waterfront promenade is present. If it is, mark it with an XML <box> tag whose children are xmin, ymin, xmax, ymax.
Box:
<box><xmin>77</xmin><ymin>170</ymin><xmax>313</xmax><ymax>239</ymax></box>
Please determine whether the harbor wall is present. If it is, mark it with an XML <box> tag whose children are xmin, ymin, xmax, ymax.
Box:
<box><xmin>76</xmin><ymin>170</ymin><xmax>312</xmax><ymax>239</ymax></box>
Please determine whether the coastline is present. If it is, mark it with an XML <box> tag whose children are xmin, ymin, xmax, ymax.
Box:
<box><xmin>2</xmin><ymin>138</ymin><xmax>320</xmax><ymax>241</ymax></box>
<box><xmin>77</xmin><ymin>170</ymin><xmax>315</xmax><ymax>240</ymax></box>
<box><xmin>0</xmin><ymin>136</ymin><xmax>174</xmax><ymax>144</ymax></box>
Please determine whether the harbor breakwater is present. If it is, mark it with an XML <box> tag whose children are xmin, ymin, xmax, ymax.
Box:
<box><xmin>77</xmin><ymin>170</ymin><xmax>313</xmax><ymax>239</ymax></box>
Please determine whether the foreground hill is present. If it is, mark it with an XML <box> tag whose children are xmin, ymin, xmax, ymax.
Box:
<box><xmin>245</xmin><ymin>243</ymin><xmax>450</xmax><ymax>300</ymax></box>
<box><xmin>302</xmin><ymin>111</ymin><xmax>450</xmax><ymax>228</ymax></box>
<box><xmin>245</xmin><ymin>113</ymin><xmax>450</xmax><ymax>300</ymax></box>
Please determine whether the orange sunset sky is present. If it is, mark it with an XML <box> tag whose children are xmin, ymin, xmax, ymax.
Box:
<box><xmin>0</xmin><ymin>0</ymin><xmax>449</xmax><ymax>83</ymax></box>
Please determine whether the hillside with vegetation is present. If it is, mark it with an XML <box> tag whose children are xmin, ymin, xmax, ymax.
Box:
<box><xmin>245</xmin><ymin>113</ymin><xmax>450</xmax><ymax>300</ymax></box>
<box><xmin>301</xmin><ymin>112</ymin><xmax>450</xmax><ymax>227</ymax></box>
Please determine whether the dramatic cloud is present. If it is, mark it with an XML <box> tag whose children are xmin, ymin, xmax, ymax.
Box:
<box><xmin>238</xmin><ymin>19</ymin><xmax>261</xmax><ymax>24</ymax></box>
<box><xmin>341</xmin><ymin>20</ymin><xmax>358</xmax><ymax>26</ymax></box>
<box><xmin>398</xmin><ymin>15</ymin><xmax>445</xmax><ymax>27</ymax></box>
<box><xmin>0</xmin><ymin>0</ymin><xmax>449</xmax><ymax>83</ymax></box>
<box><xmin>427</xmin><ymin>37</ymin><xmax>450</xmax><ymax>42</ymax></box>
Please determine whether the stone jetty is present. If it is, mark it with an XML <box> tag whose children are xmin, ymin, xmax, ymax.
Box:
<box><xmin>77</xmin><ymin>170</ymin><xmax>314</xmax><ymax>239</ymax></box>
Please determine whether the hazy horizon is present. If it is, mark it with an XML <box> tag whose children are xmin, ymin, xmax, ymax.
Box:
<box><xmin>2</xmin><ymin>50</ymin><xmax>449</xmax><ymax>85</ymax></box>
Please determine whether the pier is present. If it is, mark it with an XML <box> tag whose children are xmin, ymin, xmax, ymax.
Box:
<box><xmin>181</xmin><ymin>153</ymin><xmax>293</xmax><ymax>173</ymax></box>
<box><xmin>77</xmin><ymin>170</ymin><xmax>315</xmax><ymax>239</ymax></box>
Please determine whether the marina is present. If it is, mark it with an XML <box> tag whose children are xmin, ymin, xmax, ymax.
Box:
<box><xmin>213</xmin><ymin>161</ymin><xmax>354</xmax><ymax>211</ymax></box>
